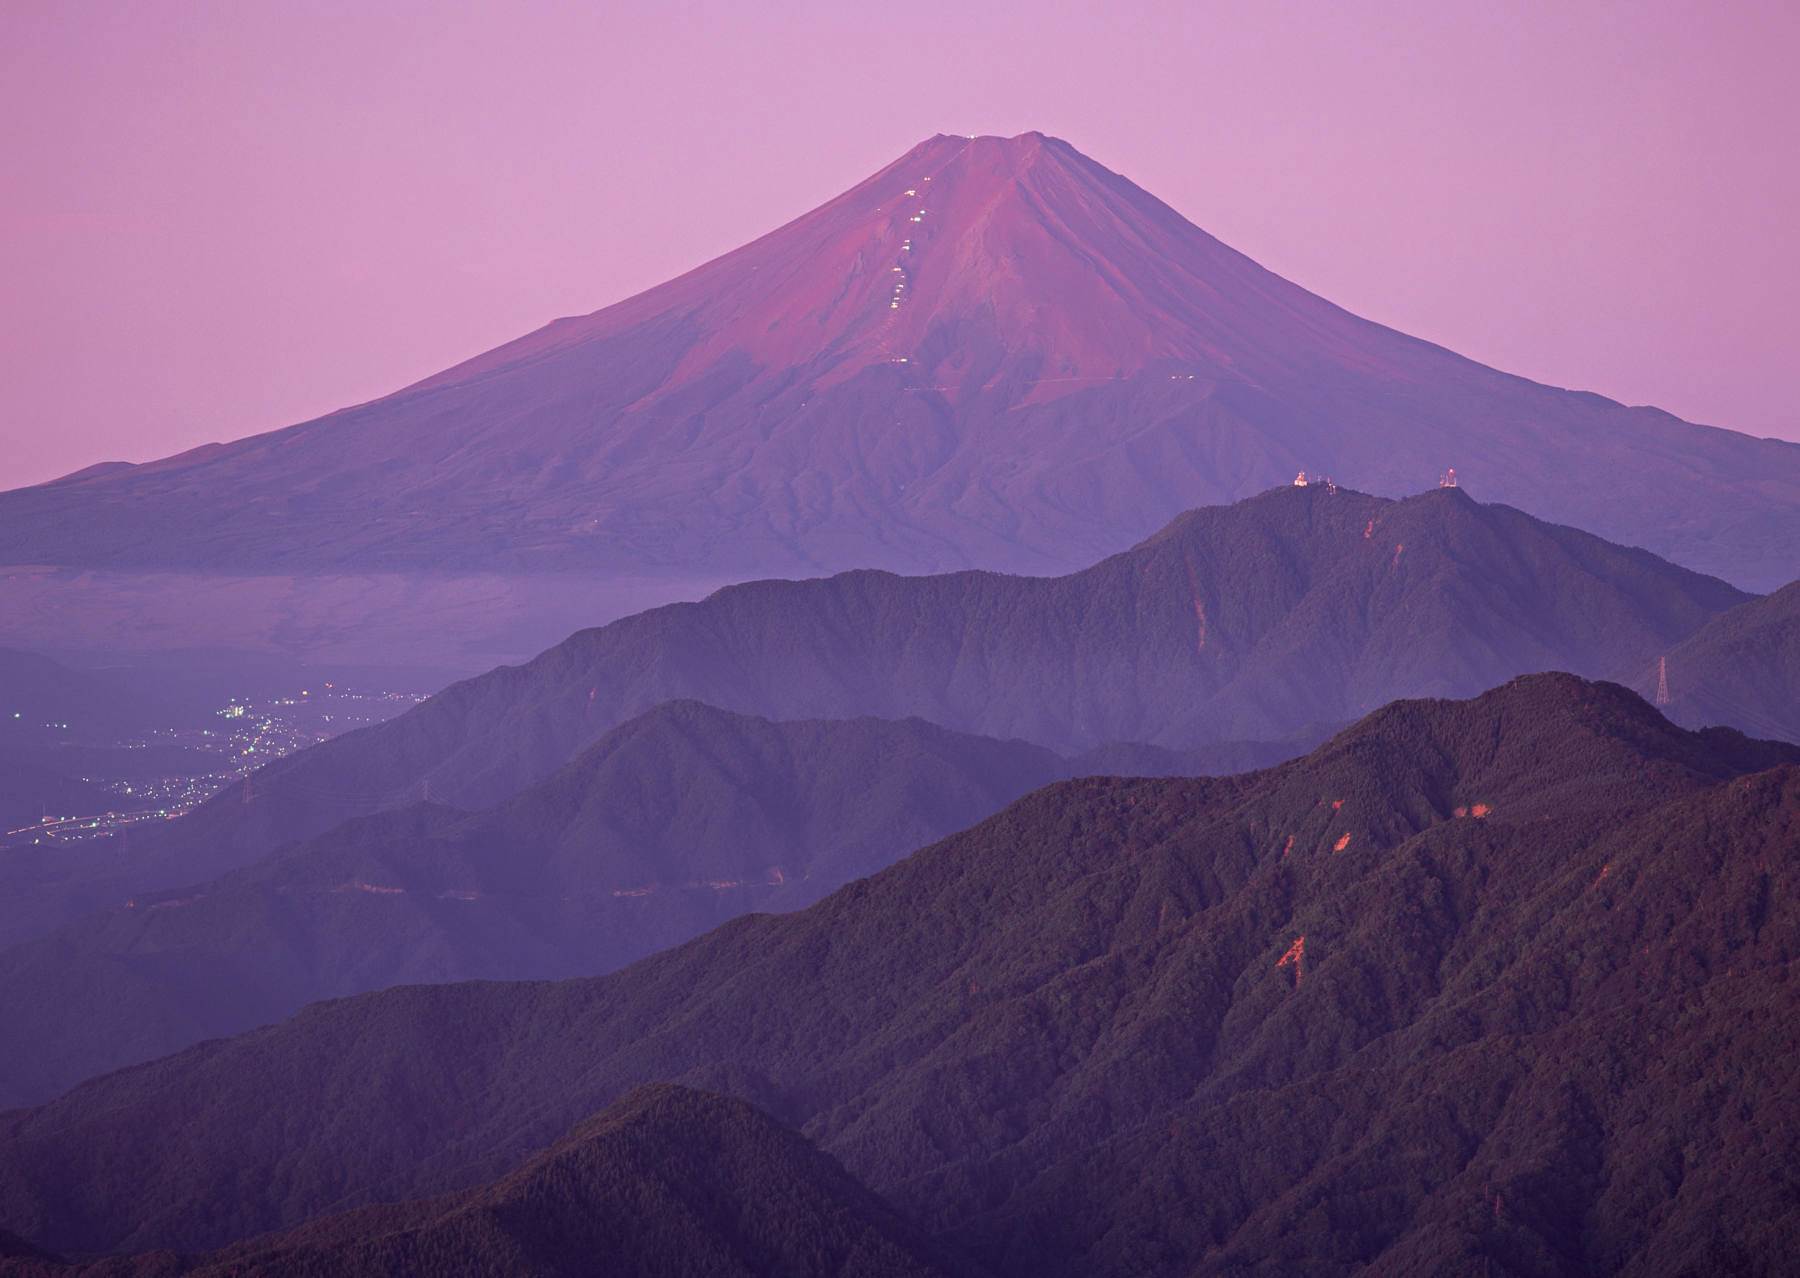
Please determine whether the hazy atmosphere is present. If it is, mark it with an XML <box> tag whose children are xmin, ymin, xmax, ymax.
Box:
<box><xmin>2</xmin><ymin>6</ymin><xmax>1797</xmax><ymax>1274</ymax></box>
<box><xmin>3</xmin><ymin>0</ymin><xmax>1795</xmax><ymax>488</ymax></box>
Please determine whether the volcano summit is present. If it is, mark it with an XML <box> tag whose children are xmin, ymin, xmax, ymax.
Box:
<box><xmin>3</xmin><ymin>132</ymin><xmax>1795</xmax><ymax>597</ymax></box>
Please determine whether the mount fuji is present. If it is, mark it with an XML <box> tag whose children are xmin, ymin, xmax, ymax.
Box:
<box><xmin>2</xmin><ymin>131</ymin><xmax>1794</xmax><ymax>665</ymax></box>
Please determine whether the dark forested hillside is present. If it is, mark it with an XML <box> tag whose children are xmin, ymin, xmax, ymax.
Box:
<box><xmin>4</xmin><ymin>675</ymin><xmax>1794</xmax><ymax>1274</ymax></box>
<box><xmin>0</xmin><ymin>1086</ymin><xmax>969</xmax><ymax>1278</ymax></box>
<box><xmin>4</xmin><ymin>484</ymin><xmax>1744</xmax><ymax>947</ymax></box>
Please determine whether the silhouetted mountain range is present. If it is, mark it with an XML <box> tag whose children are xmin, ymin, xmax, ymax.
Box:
<box><xmin>4</xmin><ymin>675</ymin><xmax>1794</xmax><ymax>1273</ymax></box>
<box><xmin>2</xmin><ymin>1086</ymin><xmax>968</xmax><ymax>1278</ymax></box>
<box><xmin>0</xmin><ymin>484</ymin><xmax>1745</xmax><ymax>946</ymax></box>
<box><xmin>3</xmin><ymin>133</ymin><xmax>1795</xmax><ymax>592</ymax></box>
<box><xmin>1</xmin><ymin>702</ymin><xmax>1185</xmax><ymax>1106</ymax></box>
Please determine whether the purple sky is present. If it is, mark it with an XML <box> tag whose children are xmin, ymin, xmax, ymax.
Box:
<box><xmin>3</xmin><ymin>1</ymin><xmax>1795</xmax><ymax>490</ymax></box>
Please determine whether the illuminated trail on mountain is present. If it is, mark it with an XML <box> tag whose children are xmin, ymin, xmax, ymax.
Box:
<box><xmin>871</xmin><ymin>142</ymin><xmax>964</xmax><ymax>364</ymax></box>
<box><xmin>865</xmin><ymin>138</ymin><xmax>1221</xmax><ymax>399</ymax></box>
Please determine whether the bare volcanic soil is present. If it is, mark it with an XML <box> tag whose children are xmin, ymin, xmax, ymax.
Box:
<box><xmin>2</xmin><ymin>674</ymin><xmax>1797</xmax><ymax>1275</ymax></box>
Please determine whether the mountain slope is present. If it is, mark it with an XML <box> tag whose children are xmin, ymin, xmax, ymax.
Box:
<box><xmin>0</xmin><ymin>484</ymin><xmax>1744</xmax><ymax>946</ymax></box>
<box><xmin>4</xmin><ymin>675</ymin><xmax>1795</xmax><ymax>1275</ymax></box>
<box><xmin>1629</xmin><ymin>579</ymin><xmax>1800</xmax><ymax>743</ymax></box>
<box><xmin>1</xmin><ymin>133</ymin><xmax>1795</xmax><ymax>590</ymax></box>
<box><xmin>2</xmin><ymin>1086</ymin><xmax>968</xmax><ymax>1278</ymax></box>
<box><xmin>0</xmin><ymin>703</ymin><xmax>1087</xmax><ymax>1107</ymax></box>
<box><xmin>0</xmin><ymin>702</ymin><xmax>1286</xmax><ymax>1106</ymax></box>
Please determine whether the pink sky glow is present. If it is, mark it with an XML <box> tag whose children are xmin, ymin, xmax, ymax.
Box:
<box><xmin>2</xmin><ymin>0</ymin><xmax>1795</xmax><ymax>489</ymax></box>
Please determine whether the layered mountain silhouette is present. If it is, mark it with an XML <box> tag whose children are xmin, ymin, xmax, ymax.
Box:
<box><xmin>5</xmin><ymin>675</ymin><xmax>1796</xmax><ymax>1273</ymax></box>
<box><xmin>0</xmin><ymin>484</ymin><xmax>1746</xmax><ymax>946</ymax></box>
<box><xmin>2</xmin><ymin>702</ymin><xmax>1222</xmax><ymax>1106</ymax></box>
<box><xmin>1633</xmin><ymin>579</ymin><xmax>1800</xmax><ymax>744</ymax></box>
<box><xmin>2</xmin><ymin>1085</ymin><xmax>967</xmax><ymax>1278</ymax></box>
<box><xmin>1</xmin><ymin>133</ymin><xmax>1795</xmax><ymax>591</ymax></box>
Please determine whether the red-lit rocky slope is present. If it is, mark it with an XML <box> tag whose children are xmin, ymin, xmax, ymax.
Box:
<box><xmin>1</xmin><ymin>133</ymin><xmax>1794</xmax><ymax>589</ymax></box>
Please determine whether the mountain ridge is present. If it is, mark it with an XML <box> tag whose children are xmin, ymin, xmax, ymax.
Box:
<box><xmin>1630</xmin><ymin>579</ymin><xmax>1800</xmax><ymax>743</ymax></box>
<box><xmin>0</xmin><ymin>484</ymin><xmax>1748</xmax><ymax>948</ymax></box>
<box><xmin>2</xmin><ymin>132</ymin><xmax>1796</xmax><ymax>590</ymax></box>
<box><xmin>4</xmin><ymin>674</ymin><xmax>1795</xmax><ymax>1274</ymax></box>
<box><xmin>0</xmin><ymin>702</ymin><xmax>1106</xmax><ymax>1106</ymax></box>
<box><xmin>1</xmin><ymin>1085</ymin><xmax>970</xmax><ymax>1278</ymax></box>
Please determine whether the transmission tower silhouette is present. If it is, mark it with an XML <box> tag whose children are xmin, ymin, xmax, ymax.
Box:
<box><xmin>1655</xmin><ymin>656</ymin><xmax>1671</xmax><ymax>706</ymax></box>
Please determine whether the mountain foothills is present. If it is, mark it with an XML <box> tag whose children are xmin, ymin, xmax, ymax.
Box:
<box><xmin>0</xmin><ymin>1086</ymin><xmax>970</xmax><ymax>1278</ymax></box>
<box><xmin>0</xmin><ymin>703</ymin><xmax>1292</xmax><ymax>1107</ymax></box>
<box><xmin>0</xmin><ymin>483</ymin><xmax>1750</xmax><ymax>946</ymax></box>
<box><xmin>4</xmin><ymin>675</ymin><xmax>1797</xmax><ymax>1275</ymax></box>
<box><xmin>1634</xmin><ymin>580</ymin><xmax>1800</xmax><ymax>744</ymax></box>
<box><xmin>0</xmin><ymin>703</ymin><xmax>1263</xmax><ymax>1107</ymax></box>
<box><xmin>0</xmin><ymin>133</ymin><xmax>1795</xmax><ymax>592</ymax></box>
